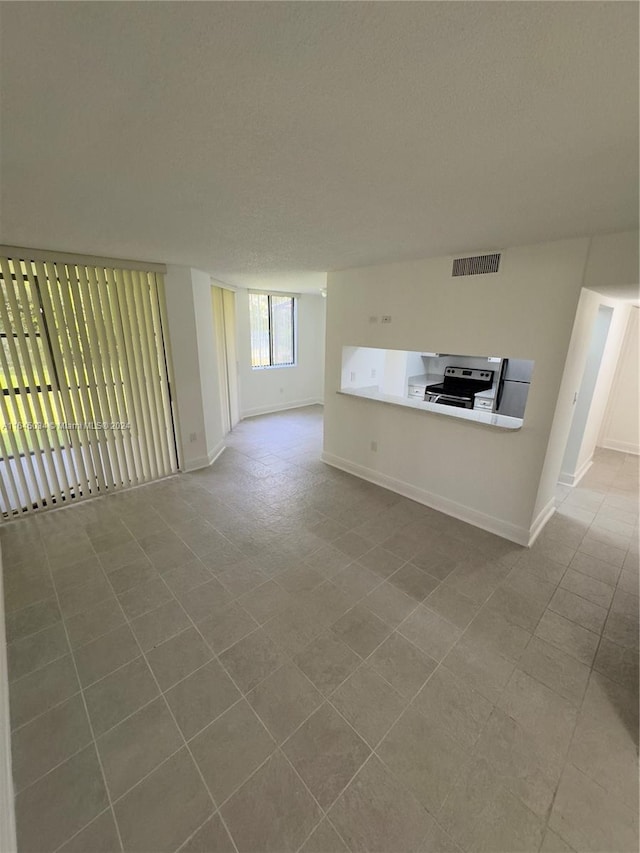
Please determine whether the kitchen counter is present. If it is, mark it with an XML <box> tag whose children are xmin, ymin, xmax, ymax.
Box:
<box><xmin>338</xmin><ymin>387</ymin><xmax>523</xmax><ymax>430</ymax></box>
<box><xmin>408</xmin><ymin>373</ymin><xmax>445</xmax><ymax>387</ymax></box>
<box><xmin>474</xmin><ymin>387</ymin><xmax>496</xmax><ymax>401</ymax></box>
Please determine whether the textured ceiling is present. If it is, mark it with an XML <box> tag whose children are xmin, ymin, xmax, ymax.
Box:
<box><xmin>0</xmin><ymin>2</ymin><xmax>638</xmax><ymax>292</ymax></box>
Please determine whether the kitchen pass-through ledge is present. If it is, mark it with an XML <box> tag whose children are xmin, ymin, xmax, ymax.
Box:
<box><xmin>337</xmin><ymin>387</ymin><xmax>524</xmax><ymax>430</ymax></box>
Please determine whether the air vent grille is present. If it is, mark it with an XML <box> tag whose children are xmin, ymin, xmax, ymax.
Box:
<box><xmin>452</xmin><ymin>253</ymin><xmax>501</xmax><ymax>277</ymax></box>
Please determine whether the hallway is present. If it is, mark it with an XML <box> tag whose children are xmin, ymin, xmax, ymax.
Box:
<box><xmin>1</xmin><ymin>406</ymin><xmax>638</xmax><ymax>852</ymax></box>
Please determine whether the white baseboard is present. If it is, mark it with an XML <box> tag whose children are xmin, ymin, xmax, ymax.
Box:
<box><xmin>599</xmin><ymin>439</ymin><xmax>640</xmax><ymax>456</ymax></box>
<box><xmin>558</xmin><ymin>456</ymin><xmax>593</xmax><ymax>488</ymax></box>
<box><xmin>182</xmin><ymin>440</ymin><xmax>226</xmax><ymax>473</ymax></box>
<box><xmin>321</xmin><ymin>451</ymin><xmax>532</xmax><ymax>546</ymax></box>
<box><xmin>207</xmin><ymin>441</ymin><xmax>226</xmax><ymax>466</ymax></box>
<box><xmin>182</xmin><ymin>455</ymin><xmax>211</xmax><ymax>472</ymax></box>
<box><xmin>527</xmin><ymin>498</ymin><xmax>556</xmax><ymax>547</ymax></box>
<box><xmin>0</xmin><ymin>547</ymin><xmax>18</xmax><ymax>853</ymax></box>
<box><xmin>241</xmin><ymin>398</ymin><xmax>323</xmax><ymax>419</ymax></box>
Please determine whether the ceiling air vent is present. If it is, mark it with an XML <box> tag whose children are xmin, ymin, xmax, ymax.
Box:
<box><xmin>452</xmin><ymin>253</ymin><xmax>501</xmax><ymax>277</ymax></box>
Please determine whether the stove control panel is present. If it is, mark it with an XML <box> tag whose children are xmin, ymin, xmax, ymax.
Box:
<box><xmin>444</xmin><ymin>367</ymin><xmax>494</xmax><ymax>381</ymax></box>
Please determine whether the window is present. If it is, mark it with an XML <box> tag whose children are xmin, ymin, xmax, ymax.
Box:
<box><xmin>249</xmin><ymin>292</ymin><xmax>296</xmax><ymax>368</ymax></box>
<box><xmin>0</xmin><ymin>253</ymin><xmax>178</xmax><ymax>518</ymax></box>
<box><xmin>0</xmin><ymin>267</ymin><xmax>67</xmax><ymax>460</ymax></box>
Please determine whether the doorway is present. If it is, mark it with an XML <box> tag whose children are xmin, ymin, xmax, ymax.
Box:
<box><xmin>212</xmin><ymin>285</ymin><xmax>240</xmax><ymax>434</ymax></box>
<box><xmin>560</xmin><ymin>304</ymin><xmax>614</xmax><ymax>485</ymax></box>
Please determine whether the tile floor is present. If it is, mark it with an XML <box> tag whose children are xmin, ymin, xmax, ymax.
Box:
<box><xmin>1</xmin><ymin>405</ymin><xmax>638</xmax><ymax>853</ymax></box>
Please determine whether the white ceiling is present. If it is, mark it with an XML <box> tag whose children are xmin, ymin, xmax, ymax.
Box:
<box><xmin>1</xmin><ymin>2</ymin><xmax>638</xmax><ymax>292</ymax></box>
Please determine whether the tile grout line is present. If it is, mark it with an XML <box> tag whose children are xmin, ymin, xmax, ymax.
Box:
<box><xmin>38</xmin><ymin>531</ymin><xmax>127</xmax><ymax>853</ymax></box>
<box><xmin>125</xmin><ymin>510</ymin><xmax>422</xmax><ymax>851</ymax></box>
<box><xmin>88</xmin><ymin>533</ymin><xmax>245</xmax><ymax>853</ymax></box>
<box><xmin>540</xmin><ymin>480</ymin><xmax>638</xmax><ymax>848</ymax></box>
<box><xmin>182</xmin><ymin>510</ymin><xmax>515</xmax><ymax>824</ymax></box>
<box><xmin>291</xmin><ymin>754</ymin><xmax>379</xmax><ymax>853</ymax></box>
<box><xmin>100</xmin><ymin>508</ymin><xmax>370</xmax><ymax>850</ymax></box>
<box><xmin>50</xmin><ymin>806</ymin><xmax>115</xmax><ymax>853</ymax></box>
<box><xmin>4</xmin><ymin>523</ymin><xmax>411</xmax><ymax>653</ymax></box>
<box><xmin>490</xmin><ymin>499</ymin><xmax>637</xmax><ymax>842</ymax></box>
<box><xmin>401</xmin><ymin>543</ymin><xmax>585</xmax><ymax>841</ymax></box>
<box><xmin>7</xmin><ymin>645</ymin><xmax>69</xmax><ymax>687</ymax></box>
<box><xmin>4</xmin><ymin>438</ymin><xmax>636</xmax><ymax>853</ymax></box>
<box><xmin>130</xmin><ymin>539</ymin><xmax>338</xmax><ymax>853</ymax></box>
<box><xmin>12</xmin><ymin>737</ymin><xmax>109</xmax><ymax>798</ymax></box>
<box><xmin>257</xmin><ymin>596</ymin><xmax>451</xmax><ymax>845</ymax></box>
<box><xmin>287</xmin><ymin>566</ymin><xmax>514</xmax><ymax>851</ymax></box>
<box><xmin>13</xmin><ymin>646</ymin><xmax>248</xmax><ymax>753</ymax></box>
<box><xmin>10</xmin><ymin>684</ymin><xmax>84</xmax><ymax>734</ymax></box>
<box><xmin>157</xmin><ymin>454</ymin><xmax>369</xmax><ymax>850</ymax></box>
<box><xmin>16</xmin><ymin>512</ymin><xmax>226</xmax><ymax>850</ymax></box>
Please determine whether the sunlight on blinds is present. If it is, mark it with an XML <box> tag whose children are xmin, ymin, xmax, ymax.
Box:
<box><xmin>271</xmin><ymin>295</ymin><xmax>294</xmax><ymax>366</ymax></box>
<box><xmin>249</xmin><ymin>292</ymin><xmax>295</xmax><ymax>368</ymax></box>
<box><xmin>0</xmin><ymin>253</ymin><xmax>177</xmax><ymax>519</ymax></box>
<box><xmin>249</xmin><ymin>293</ymin><xmax>270</xmax><ymax>367</ymax></box>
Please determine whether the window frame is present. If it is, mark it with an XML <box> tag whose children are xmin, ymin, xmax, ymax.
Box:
<box><xmin>249</xmin><ymin>292</ymin><xmax>297</xmax><ymax>370</ymax></box>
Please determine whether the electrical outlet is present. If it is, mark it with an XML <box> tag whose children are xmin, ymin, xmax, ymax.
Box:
<box><xmin>371</xmin><ymin>368</ymin><xmax>376</xmax><ymax>379</ymax></box>
<box><xmin>370</xmin><ymin>441</ymin><xmax>378</xmax><ymax>452</ymax></box>
<box><xmin>350</xmin><ymin>371</ymin><xmax>356</xmax><ymax>382</ymax></box>
<box><xmin>189</xmin><ymin>432</ymin><xmax>197</xmax><ymax>443</ymax></box>
<box><xmin>381</xmin><ymin>315</ymin><xmax>392</xmax><ymax>324</ymax></box>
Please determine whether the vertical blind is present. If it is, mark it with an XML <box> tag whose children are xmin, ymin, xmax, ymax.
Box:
<box><xmin>0</xmin><ymin>249</ymin><xmax>177</xmax><ymax>519</ymax></box>
<box><xmin>249</xmin><ymin>292</ymin><xmax>296</xmax><ymax>368</ymax></box>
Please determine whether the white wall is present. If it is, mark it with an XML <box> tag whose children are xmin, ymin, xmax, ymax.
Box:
<box><xmin>164</xmin><ymin>265</ymin><xmax>226</xmax><ymax>470</ymax></box>
<box><xmin>559</xmin><ymin>292</ymin><xmax>632</xmax><ymax>484</ymax></box>
<box><xmin>599</xmin><ymin>307</ymin><xmax>640</xmax><ymax>454</ymax></box>
<box><xmin>583</xmin><ymin>230</ymin><xmax>639</xmax><ymax>299</ymax></box>
<box><xmin>379</xmin><ymin>349</ymin><xmax>408</xmax><ymax>396</ymax></box>
<box><xmin>578</xmin><ymin>298</ymin><xmax>632</xmax><ymax>466</ymax></box>
<box><xmin>236</xmin><ymin>291</ymin><xmax>325</xmax><ymax>418</ymax></box>
<box><xmin>341</xmin><ymin>347</ymin><xmax>386</xmax><ymax>391</ymax></box>
<box><xmin>192</xmin><ymin>270</ymin><xmax>226</xmax><ymax>461</ymax></box>
<box><xmin>560</xmin><ymin>302</ymin><xmax>614</xmax><ymax>484</ymax></box>
<box><xmin>0</xmin><ymin>547</ymin><xmax>17</xmax><ymax>853</ymax></box>
<box><xmin>324</xmin><ymin>237</ymin><xmax>589</xmax><ymax>545</ymax></box>
<box><xmin>406</xmin><ymin>351</ymin><xmax>427</xmax><ymax>379</ymax></box>
<box><xmin>533</xmin><ymin>234</ymin><xmax>639</xmax><ymax>515</ymax></box>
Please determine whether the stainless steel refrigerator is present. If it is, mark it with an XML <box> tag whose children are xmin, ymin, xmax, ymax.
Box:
<box><xmin>496</xmin><ymin>359</ymin><xmax>533</xmax><ymax>418</ymax></box>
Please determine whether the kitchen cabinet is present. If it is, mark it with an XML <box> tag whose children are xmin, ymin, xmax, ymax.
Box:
<box><xmin>473</xmin><ymin>388</ymin><xmax>495</xmax><ymax>412</ymax></box>
<box><xmin>408</xmin><ymin>377</ymin><xmax>428</xmax><ymax>398</ymax></box>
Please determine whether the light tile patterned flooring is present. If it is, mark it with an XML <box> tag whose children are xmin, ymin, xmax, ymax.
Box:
<box><xmin>1</xmin><ymin>405</ymin><xmax>638</xmax><ymax>853</ymax></box>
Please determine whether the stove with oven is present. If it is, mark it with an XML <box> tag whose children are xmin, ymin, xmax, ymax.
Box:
<box><xmin>424</xmin><ymin>366</ymin><xmax>495</xmax><ymax>410</ymax></box>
